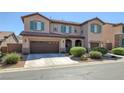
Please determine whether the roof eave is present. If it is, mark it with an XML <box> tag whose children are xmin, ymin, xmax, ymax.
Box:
<box><xmin>21</xmin><ymin>12</ymin><xmax>51</xmax><ymax>23</ymax></box>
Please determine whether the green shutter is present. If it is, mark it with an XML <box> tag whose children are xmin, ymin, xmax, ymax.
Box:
<box><xmin>61</xmin><ymin>25</ymin><xmax>65</xmax><ymax>33</ymax></box>
<box><xmin>64</xmin><ymin>26</ymin><xmax>66</xmax><ymax>33</ymax></box>
<box><xmin>34</xmin><ymin>22</ymin><xmax>37</xmax><ymax>30</ymax></box>
<box><xmin>30</xmin><ymin>21</ymin><xmax>35</xmax><ymax>31</ymax></box>
<box><xmin>122</xmin><ymin>39</ymin><xmax>124</xmax><ymax>46</ymax></box>
<box><xmin>30</xmin><ymin>21</ymin><xmax>37</xmax><ymax>31</ymax></box>
<box><xmin>41</xmin><ymin>22</ymin><xmax>44</xmax><ymax>31</ymax></box>
<box><xmin>97</xmin><ymin>25</ymin><xmax>101</xmax><ymax>33</ymax></box>
<box><xmin>69</xmin><ymin>26</ymin><xmax>72</xmax><ymax>33</ymax></box>
<box><xmin>61</xmin><ymin>25</ymin><xmax>64</xmax><ymax>32</ymax></box>
<box><xmin>91</xmin><ymin>24</ymin><xmax>94</xmax><ymax>32</ymax></box>
<box><xmin>122</xmin><ymin>27</ymin><xmax>124</xmax><ymax>33</ymax></box>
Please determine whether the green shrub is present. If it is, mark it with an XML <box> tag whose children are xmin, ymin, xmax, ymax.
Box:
<box><xmin>80</xmin><ymin>55</ymin><xmax>88</xmax><ymax>61</ymax></box>
<box><xmin>92</xmin><ymin>47</ymin><xmax>108</xmax><ymax>55</ymax></box>
<box><xmin>70</xmin><ymin>47</ymin><xmax>86</xmax><ymax>57</ymax></box>
<box><xmin>89</xmin><ymin>51</ymin><xmax>102</xmax><ymax>59</ymax></box>
<box><xmin>3</xmin><ymin>53</ymin><xmax>21</xmax><ymax>64</ymax></box>
<box><xmin>112</xmin><ymin>47</ymin><xmax>124</xmax><ymax>55</ymax></box>
<box><xmin>0</xmin><ymin>51</ymin><xmax>2</xmax><ymax>58</ymax></box>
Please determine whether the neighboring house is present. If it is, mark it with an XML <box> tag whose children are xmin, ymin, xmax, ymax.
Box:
<box><xmin>0</xmin><ymin>32</ymin><xmax>18</xmax><ymax>49</ymax></box>
<box><xmin>17</xmin><ymin>35</ymin><xmax>23</xmax><ymax>44</ymax></box>
<box><xmin>20</xmin><ymin>12</ymin><xmax>124</xmax><ymax>54</ymax></box>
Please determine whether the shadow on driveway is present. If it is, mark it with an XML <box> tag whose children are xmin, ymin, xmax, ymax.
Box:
<box><xmin>26</xmin><ymin>53</ymin><xmax>66</xmax><ymax>61</ymax></box>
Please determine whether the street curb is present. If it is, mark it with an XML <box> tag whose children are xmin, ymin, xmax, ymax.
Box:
<box><xmin>0</xmin><ymin>60</ymin><xmax>124</xmax><ymax>73</ymax></box>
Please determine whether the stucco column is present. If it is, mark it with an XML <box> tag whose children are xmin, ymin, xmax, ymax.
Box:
<box><xmin>88</xmin><ymin>42</ymin><xmax>91</xmax><ymax>49</ymax></box>
<box><xmin>72</xmin><ymin>39</ymin><xmax>75</xmax><ymax>47</ymax></box>
<box><xmin>22</xmin><ymin>37</ymin><xmax>30</xmax><ymax>54</ymax></box>
<box><xmin>81</xmin><ymin>39</ymin><xmax>85</xmax><ymax>47</ymax></box>
<box><xmin>59</xmin><ymin>39</ymin><xmax>66</xmax><ymax>52</ymax></box>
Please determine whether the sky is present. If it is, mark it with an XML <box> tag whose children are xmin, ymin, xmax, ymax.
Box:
<box><xmin>0</xmin><ymin>12</ymin><xmax>124</xmax><ymax>35</ymax></box>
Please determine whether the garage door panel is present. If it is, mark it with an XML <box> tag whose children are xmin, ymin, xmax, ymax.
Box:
<box><xmin>30</xmin><ymin>41</ymin><xmax>59</xmax><ymax>53</ymax></box>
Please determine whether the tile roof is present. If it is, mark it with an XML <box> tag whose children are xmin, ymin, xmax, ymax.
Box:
<box><xmin>0</xmin><ymin>31</ymin><xmax>14</xmax><ymax>41</ymax></box>
<box><xmin>20</xmin><ymin>31</ymin><xmax>85</xmax><ymax>38</ymax></box>
<box><xmin>21</xmin><ymin>12</ymin><xmax>124</xmax><ymax>26</ymax></box>
<box><xmin>50</xmin><ymin>19</ymin><xmax>80</xmax><ymax>25</ymax></box>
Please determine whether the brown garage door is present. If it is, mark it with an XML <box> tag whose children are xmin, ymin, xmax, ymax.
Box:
<box><xmin>30</xmin><ymin>41</ymin><xmax>59</xmax><ymax>53</ymax></box>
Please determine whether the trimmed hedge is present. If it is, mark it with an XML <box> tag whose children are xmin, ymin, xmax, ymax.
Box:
<box><xmin>0</xmin><ymin>51</ymin><xmax>2</xmax><ymax>58</ymax></box>
<box><xmin>3</xmin><ymin>53</ymin><xmax>21</xmax><ymax>64</ymax></box>
<box><xmin>89</xmin><ymin>51</ymin><xmax>102</xmax><ymax>59</ymax></box>
<box><xmin>112</xmin><ymin>47</ymin><xmax>124</xmax><ymax>55</ymax></box>
<box><xmin>70</xmin><ymin>47</ymin><xmax>86</xmax><ymax>57</ymax></box>
<box><xmin>92</xmin><ymin>47</ymin><xmax>108</xmax><ymax>55</ymax></box>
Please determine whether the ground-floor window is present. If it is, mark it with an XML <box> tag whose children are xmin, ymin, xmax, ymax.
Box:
<box><xmin>90</xmin><ymin>42</ymin><xmax>99</xmax><ymax>49</ymax></box>
<box><xmin>122</xmin><ymin>39</ymin><xmax>124</xmax><ymax>47</ymax></box>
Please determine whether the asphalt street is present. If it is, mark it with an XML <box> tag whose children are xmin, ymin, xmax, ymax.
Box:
<box><xmin>0</xmin><ymin>62</ymin><xmax>124</xmax><ymax>80</ymax></box>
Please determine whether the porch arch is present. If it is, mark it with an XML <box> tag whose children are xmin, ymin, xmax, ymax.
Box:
<box><xmin>75</xmin><ymin>40</ymin><xmax>82</xmax><ymax>46</ymax></box>
<box><xmin>65</xmin><ymin>39</ymin><xmax>72</xmax><ymax>52</ymax></box>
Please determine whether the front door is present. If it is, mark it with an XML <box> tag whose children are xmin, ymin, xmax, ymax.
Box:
<box><xmin>65</xmin><ymin>39</ymin><xmax>72</xmax><ymax>53</ymax></box>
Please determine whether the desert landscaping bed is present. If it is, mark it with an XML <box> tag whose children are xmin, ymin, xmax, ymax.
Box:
<box><xmin>0</xmin><ymin>54</ymin><xmax>27</xmax><ymax>69</ymax></box>
<box><xmin>70</xmin><ymin>54</ymin><xmax>121</xmax><ymax>63</ymax></box>
<box><xmin>69</xmin><ymin>47</ymin><xmax>124</xmax><ymax>63</ymax></box>
<box><xmin>0</xmin><ymin>61</ymin><xmax>25</xmax><ymax>69</ymax></box>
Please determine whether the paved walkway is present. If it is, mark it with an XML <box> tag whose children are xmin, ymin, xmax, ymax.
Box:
<box><xmin>24</xmin><ymin>54</ymin><xmax>78</xmax><ymax>68</ymax></box>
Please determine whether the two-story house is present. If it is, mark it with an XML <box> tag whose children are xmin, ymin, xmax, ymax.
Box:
<box><xmin>20</xmin><ymin>13</ymin><xmax>124</xmax><ymax>54</ymax></box>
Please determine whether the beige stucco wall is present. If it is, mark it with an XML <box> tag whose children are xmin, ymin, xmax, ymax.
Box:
<box><xmin>22</xmin><ymin>14</ymin><xmax>85</xmax><ymax>54</ymax></box>
<box><xmin>22</xmin><ymin>14</ymin><xmax>124</xmax><ymax>53</ymax></box>
<box><xmin>113</xmin><ymin>25</ymin><xmax>123</xmax><ymax>34</ymax></box>
<box><xmin>22</xmin><ymin>36</ymin><xmax>63</xmax><ymax>54</ymax></box>
<box><xmin>80</xmin><ymin>23</ymin><xmax>88</xmax><ymax>48</ymax></box>
<box><xmin>102</xmin><ymin>24</ymin><xmax>115</xmax><ymax>47</ymax></box>
<box><xmin>81</xmin><ymin>19</ymin><xmax>106</xmax><ymax>48</ymax></box>
<box><xmin>50</xmin><ymin>23</ymin><xmax>81</xmax><ymax>35</ymax></box>
<box><xmin>87</xmin><ymin>19</ymin><xmax>104</xmax><ymax>48</ymax></box>
<box><xmin>23</xmin><ymin>14</ymin><xmax>83</xmax><ymax>36</ymax></box>
<box><xmin>24</xmin><ymin>15</ymin><xmax>50</xmax><ymax>33</ymax></box>
<box><xmin>22</xmin><ymin>36</ymin><xmax>85</xmax><ymax>54</ymax></box>
<box><xmin>83</xmin><ymin>19</ymin><xmax>123</xmax><ymax>48</ymax></box>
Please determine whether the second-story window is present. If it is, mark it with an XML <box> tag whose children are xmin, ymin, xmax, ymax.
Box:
<box><xmin>53</xmin><ymin>24</ymin><xmax>58</xmax><ymax>32</ymax></box>
<box><xmin>30</xmin><ymin>21</ymin><xmax>44</xmax><ymax>31</ymax></box>
<box><xmin>61</xmin><ymin>25</ymin><xmax>72</xmax><ymax>33</ymax></box>
<box><xmin>81</xmin><ymin>30</ymin><xmax>83</xmax><ymax>34</ymax></box>
<box><xmin>74</xmin><ymin>27</ymin><xmax>77</xmax><ymax>33</ymax></box>
<box><xmin>91</xmin><ymin>24</ymin><xmax>102</xmax><ymax>33</ymax></box>
<box><xmin>122</xmin><ymin>26</ymin><xmax>124</xmax><ymax>33</ymax></box>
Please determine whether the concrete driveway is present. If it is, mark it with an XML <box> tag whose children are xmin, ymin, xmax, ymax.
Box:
<box><xmin>24</xmin><ymin>54</ymin><xmax>78</xmax><ymax>68</ymax></box>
